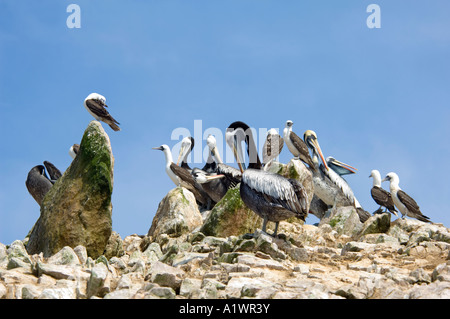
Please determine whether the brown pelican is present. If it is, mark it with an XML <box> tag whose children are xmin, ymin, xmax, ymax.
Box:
<box><xmin>327</xmin><ymin>156</ymin><xmax>357</xmax><ymax>176</ymax></box>
<box><xmin>227</xmin><ymin>121</ymin><xmax>309</xmax><ymax>237</ymax></box>
<box><xmin>262</xmin><ymin>128</ymin><xmax>284</xmax><ymax>168</ymax></box>
<box><xmin>26</xmin><ymin>165</ymin><xmax>53</xmax><ymax>206</ymax></box>
<box><xmin>69</xmin><ymin>144</ymin><xmax>80</xmax><ymax>159</ymax></box>
<box><xmin>153</xmin><ymin>144</ymin><xmax>211</xmax><ymax>208</ymax></box>
<box><xmin>283</xmin><ymin>120</ymin><xmax>315</xmax><ymax>170</ymax></box>
<box><xmin>382</xmin><ymin>172</ymin><xmax>430</xmax><ymax>223</ymax></box>
<box><xmin>303</xmin><ymin>130</ymin><xmax>370</xmax><ymax>222</ymax></box>
<box><xmin>369</xmin><ymin>170</ymin><xmax>398</xmax><ymax>216</ymax></box>
<box><xmin>84</xmin><ymin>93</ymin><xmax>121</xmax><ymax>131</ymax></box>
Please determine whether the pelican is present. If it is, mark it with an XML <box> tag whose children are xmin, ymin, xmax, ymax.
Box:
<box><xmin>382</xmin><ymin>172</ymin><xmax>430</xmax><ymax>223</ymax></box>
<box><xmin>26</xmin><ymin>165</ymin><xmax>53</xmax><ymax>206</ymax></box>
<box><xmin>283</xmin><ymin>120</ymin><xmax>315</xmax><ymax>170</ymax></box>
<box><xmin>153</xmin><ymin>144</ymin><xmax>211</xmax><ymax>208</ymax></box>
<box><xmin>303</xmin><ymin>130</ymin><xmax>370</xmax><ymax>222</ymax></box>
<box><xmin>368</xmin><ymin>170</ymin><xmax>398</xmax><ymax>216</ymax></box>
<box><xmin>177</xmin><ymin>136</ymin><xmax>195</xmax><ymax>170</ymax></box>
<box><xmin>262</xmin><ymin>128</ymin><xmax>284</xmax><ymax>168</ymax></box>
<box><xmin>191</xmin><ymin>168</ymin><xmax>227</xmax><ymax>203</ymax></box>
<box><xmin>227</xmin><ymin>121</ymin><xmax>309</xmax><ymax>237</ymax></box>
<box><xmin>43</xmin><ymin>161</ymin><xmax>62</xmax><ymax>183</ymax></box>
<box><xmin>69</xmin><ymin>144</ymin><xmax>80</xmax><ymax>159</ymax></box>
<box><xmin>84</xmin><ymin>93</ymin><xmax>121</xmax><ymax>131</ymax></box>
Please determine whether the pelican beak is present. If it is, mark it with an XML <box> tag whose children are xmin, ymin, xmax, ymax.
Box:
<box><xmin>177</xmin><ymin>145</ymin><xmax>186</xmax><ymax>166</ymax></box>
<box><xmin>331</xmin><ymin>159</ymin><xmax>357</xmax><ymax>174</ymax></box>
<box><xmin>311</xmin><ymin>139</ymin><xmax>328</xmax><ymax>170</ymax></box>
<box><xmin>232</xmin><ymin>141</ymin><xmax>245</xmax><ymax>173</ymax></box>
<box><xmin>204</xmin><ymin>174</ymin><xmax>225</xmax><ymax>181</ymax></box>
<box><xmin>212</xmin><ymin>146</ymin><xmax>223</xmax><ymax>164</ymax></box>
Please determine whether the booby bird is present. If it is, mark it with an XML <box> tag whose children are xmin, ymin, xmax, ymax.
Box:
<box><xmin>227</xmin><ymin>121</ymin><xmax>309</xmax><ymax>237</ymax></box>
<box><xmin>26</xmin><ymin>165</ymin><xmax>53</xmax><ymax>206</ymax></box>
<box><xmin>153</xmin><ymin>144</ymin><xmax>211</xmax><ymax>207</ymax></box>
<box><xmin>43</xmin><ymin>161</ymin><xmax>62</xmax><ymax>182</ymax></box>
<box><xmin>262</xmin><ymin>128</ymin><xmax>284</xmax><ymax>168</ymax></box>
<box><xmin>382</xmin><ymin>172</ymin><xmax>430</xmax><ymax>223</ymax></box>
<box><xmin>84</xmin><ymin>93</ymin><xmax>121</xmax><ymax>131</ymax></box>
<box><xmin>177</xmin><ymin>136</ymin><xmax>195</xmax><ymax>170</ymax></box>
<box><xmin>283</xmin><ymin>120</ymin><xmax>315</xmax><ymax>170</ymax></box>
<box><xmin>303</xmin><ymin>130</ymin><xmax>370</xmax><ymax>222</ymax></box>
<box><xmin>191</xmin><ymin>168</ymin><xmax>228</xmax><ymax>203</ymax></box>
<box><xmin>369</xmin><ymin>170</ymin><xmax>398</xmax><ymax>216</ymax></box>
<box><xmin>69</xmin><ymin>144</ymin><xmax>80</xmax><ymax>159</ymax></box>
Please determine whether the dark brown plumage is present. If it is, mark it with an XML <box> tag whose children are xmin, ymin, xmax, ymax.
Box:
<box><xmin>397</xmin><ymin>190</ymin><xmax>430</xmax><ymax>223</ymax></box>
<box><xmin>371</xmin><ymin>186</ymin><xmax>397</xmax><ymax>215</ymax></box>
<box><xmin>26</xmin><ymin>165</ymin><xmax>53</xmax><ymax>206</ymax></box>
<box><xmin>85</xmin><ymin>98</ymin><xmax>121</xmax><ymax>131</ymax></box>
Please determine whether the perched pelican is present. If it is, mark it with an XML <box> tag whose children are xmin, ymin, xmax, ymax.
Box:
<box><xmin>153</xmin><ymin>144</ymin><xmax>211</xmax><ymax>207</ymax></box>
<box><xmin>382</xmin><ymin>172</ymin><xmax>430</xmax><ymax>223</ymax></box>
<box><xmin>43</xmin><ymin>161</ymin><xmax>62</xmax><ymax>183</ymax></box>
<box><xmin>283</xmin><ymin>120</ymin><xmax>315</xmax><ymax>170</ymax></box>
<box><xmin>26</xmin><ymin>165</ymin><xmax>53</xmax><ymax>206</ymax></box>
<box><xmin>262</xmin><ymin>129</ymin><xmax>284</xmax><ymax>168</ymax></box>
<box><xmin>69</xmin><ymin>144</ymin><xmax>80</xmax><ymax>159</ymax></box>
<box><xmin>303</xmin><ymin>130</ymin><xmax>370</xmax><ymax>222</ymax></box>
<box><xmin>191</xmin><ymin>168</ymin><xmax>227</xmax><ymax>203</ymax></box>
<box><xmin>177</xmin><ymin>136</ymin><xmax>195</xmax><ymax>170</ymax></box>
<box><xmin>227</xmin><ymin>121</ymin><xmax>309</xmax><ymax>237</ymax></box>
<box><xmin>84</xmin><ymin>93</ymin><xmax>121</xmax><ymax>131</ymax></box>
<box><xmin>369</xmin><ymin>170</ymin><xmax>398</xmax><ymax>216</ymax></box>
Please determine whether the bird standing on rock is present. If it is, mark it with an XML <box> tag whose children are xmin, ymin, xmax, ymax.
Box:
<box><xmin>84</xmin><ymin>93</ymin><xmax>121</xmax><ymax>131</ymax></box>
<box><xmin>26</xmin><ymin>165</ymin><xmax>53</xmax><ymax>206</ymax></box>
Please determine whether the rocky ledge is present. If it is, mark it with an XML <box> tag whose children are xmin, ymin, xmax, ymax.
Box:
<box><xmin>1</xmin><ymin>211</ymin><xmax>449</xmax><ymax>299</ymax></box>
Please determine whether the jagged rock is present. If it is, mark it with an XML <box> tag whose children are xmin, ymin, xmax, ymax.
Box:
<box><xmin>320</xmin><ymin>206</ymin><xmax>362</xmax><ymax>237</ymax></box>
<box><xmin>146</xmin><ymin>261</ymin><xmax>185</xmax><ymax>290</ymax></box>
<box><xmin>358</xmin><ymin>213</ymin><xmax>391</xmax><ymax>238</ymax></box>
<box><xmin>86</xmin><ymin>262</ymin><xmax>109</xmax><ymax>298</ymax></box>
<box><xmin>47</xmin><ymin>246</ymin><xmax>80</xmax><ymax>265</ymax></box>
<box><xmin>148</xmin><ymin>187</ymin><xmax>203</xmax><ymax>239</ymax></box>
<box><xmin>104</xmin><ymin>231</ymin><xmax>124</xmax><ymax>259</ymax></box>
<box><xmin>26</xmin><ymin>121</ymin><xmax>114</xmax><ymax>259</ymax></box>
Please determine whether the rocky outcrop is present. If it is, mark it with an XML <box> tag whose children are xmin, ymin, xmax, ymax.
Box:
<box><xmin>2</xmin><ymin>216</ymin><xmax>449</xmax><ymax>299</ymax></box>
<box><xmin>26</xmin><ymin>121</ymin><xmax>114</xmax><ymax>259</ymax></box>
<box><xmin>148</xmin><ymin>187</ymin><xmax>203</xmax><ymax>239</ymax></box>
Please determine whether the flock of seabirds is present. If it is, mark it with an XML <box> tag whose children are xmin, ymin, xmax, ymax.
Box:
<box><xmin>26</xmin><ymin>93</ymin><xmax>431</xmax><ymax>238</ymax></box>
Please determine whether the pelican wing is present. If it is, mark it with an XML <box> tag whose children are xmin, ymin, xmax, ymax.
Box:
<box><xmin>216</xmin><ymin>163</ymin><xmax>242</xmax><ymax>189</ymax></box>
<box><xmin>243</xmin><ymin>169</ymin><xmax>307</xmax><ymax>216</ymax></box>
<box><xmin>289</xmin><ymin>131</ymin><xmax>315</xmax><ymax>168</ymax></box>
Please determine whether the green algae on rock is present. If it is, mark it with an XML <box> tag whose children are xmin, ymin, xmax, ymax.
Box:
<box><xmin>26</xmin><ymin>121</ymin><xmax>114</xmax><ymax>259</ymax></box>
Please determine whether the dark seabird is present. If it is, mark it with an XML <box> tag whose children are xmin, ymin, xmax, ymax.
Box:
<box><xmin>153</xmin><ymin>144</ymin><xmax>212</xmax><ymax>208</ymax></box>
<box><xmin>43</xmin><ymin>161</ymin><xmax>62</xmax><ymax>182</ymax></box>
<box><xmin>262</xmin><ymin>128</ymin><xmax>284</xmax><ymax>168</ymax></box>
<box><xmin>382</xmin><ymin>172</ymin><xmax>431</xmax><ymax>223</ymax></box>
<box><xmin>26</xmin><ymin>165</ymin><xmax>53</xmax><ymax>206</ymax></box>
<box><xmin>84</xmin><ymin>93</ymin><xmax>121</xmax><ymax>131</ymax></box>
<box><xmin>227</xmin><ymin>121</ymin><xmax>309</xmax><ymax>237</ymax></box>
<box><xmin>69</xmin><ymin>144</ymin><xmax>80</xmax><ymax>159</ymax></box>
<box><xmin>369</xmin><ymin>170</ymin><xmax>398</xmax><ymax>216</ymax></box>
<box><xmin>283</xmin><ymin>120</ymin><xmax>316</xmax><ymax>170</ymax></box>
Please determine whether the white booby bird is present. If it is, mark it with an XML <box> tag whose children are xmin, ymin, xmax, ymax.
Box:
<box><xmin>69</xmin><ymin>144</ymin><xmax>80</xmax><ymax>159</ymax></box>
<box><xmin>382</xmin><ymin>172</ymin><xmax>430</xmax><ymax>223</ymax></box>
<box><xmin>262</xmin><ymin>128</ymin><xmax>284</xmax><ymax>168</ymax></box>
<box><xmin>26</xmin><ymin>165</ymin><xmax>53</xmax><ymax>206</ymax></box>
<box><xmin>84</xmin><ymin>93</ymin><xmax>121</xmax><ymax>131</ymax></box>
<box><xmin>283</xmin><ymin>120</ymin><xmax>315</xmax><ymax>170</ymax></box>
<box><xmin>227</xmin><ymin>121</ymin><xmax>309</xmax><ymax>237</ymax></box>
<box><xmin>153</xmin><ymin>144</ymin><xmax>211</xmax><ymax>207</ymax></box>
<box><xmin>369</xmin><ymin>170</ymin><xmax>398</xmax><ymax>216</ymax></box>
<box><xmin>303</xmin><ymin>130</ymin><xmax>370</xmax><ymax>222</ymax></box>
<box><xmin>191</xmin><ymin>168</ymin><xmax>228</xmax><ymax>203</ymax></box>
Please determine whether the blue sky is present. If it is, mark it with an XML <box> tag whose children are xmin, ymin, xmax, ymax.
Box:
<box><xmin>1</xmin><ymin>1</ymin><xmax>449</xmax><ymax>245</ymax></box>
